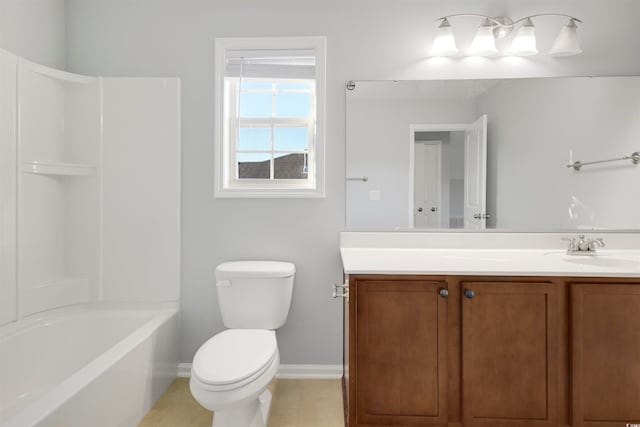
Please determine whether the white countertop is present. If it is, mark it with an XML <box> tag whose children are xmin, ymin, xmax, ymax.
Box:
<box><xmin>340</xmin><ymin>232</ymin><xmax>640</xmax><ymax>277</ymax></box>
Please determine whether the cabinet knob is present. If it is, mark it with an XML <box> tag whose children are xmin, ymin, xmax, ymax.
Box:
<box><xmin>464</xmin><ymin>289</ymin><xmax>475</xmax><ymax>299</ymax></box>
<box><xmin>439</xmin><ymin>288</ymin><xmax>449</xmax><ymax>298</ymax></box>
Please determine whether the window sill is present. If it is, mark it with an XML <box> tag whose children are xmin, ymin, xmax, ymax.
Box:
<box><xmin>214</xmin><ymin>187</ymin><xmax>325</xmax><ymax>199</ymax></box>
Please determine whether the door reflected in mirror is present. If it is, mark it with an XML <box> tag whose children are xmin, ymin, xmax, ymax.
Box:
<box><xmin>413</xmin><ymin>138</ymin><xmax>445</xmax><ymax>228</ymax></box>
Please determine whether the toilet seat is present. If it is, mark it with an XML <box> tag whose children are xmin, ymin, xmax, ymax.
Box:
<box><xmin>192</xmin><ymin>329</ymin><xmax>277</xmax><ymax>391</ymax></box>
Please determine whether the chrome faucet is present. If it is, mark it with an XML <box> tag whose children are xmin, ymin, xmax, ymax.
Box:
<box><xmin>565</xmin><ymin>235</ymin><xmax>605</xmax><ymax>255</ymax></box>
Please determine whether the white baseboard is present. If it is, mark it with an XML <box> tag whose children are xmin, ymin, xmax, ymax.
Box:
<box><xmin>177</xmin><ymin>363</ymin><xmax>192</xmax><ymax>378</ymax></box>
<box><xmin>276</xmin><ymin>364</ymin><xmax>343</xmax><ymax>379</ymax></box>
<box><xmin>177</xmin><ymin>363</ymin><xmax>343</xmax><ymax>380</ymax></box>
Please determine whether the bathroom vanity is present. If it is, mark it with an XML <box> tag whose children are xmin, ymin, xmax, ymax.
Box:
<box><xmin>339</xmin><ymin>232</ymin><xmax>640</xmax><ymax>427</ymax></box>
<box><xmin>342</xmin><ymin>75</ymin><xmax>640</xmax><ymax>427</ymax></box>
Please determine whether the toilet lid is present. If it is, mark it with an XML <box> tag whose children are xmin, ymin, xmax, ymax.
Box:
<box><xmin>215</xmin><ymin>261</ymin><xmax>295</xmax><ymax>279</ymax></box>
<box><xmin>192</xmin><ymin>329</ymin><xmax>277</xmax><ymax>386</ymax></box>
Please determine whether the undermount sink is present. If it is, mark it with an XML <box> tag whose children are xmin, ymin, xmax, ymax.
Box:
<box><xmin>561</xmin><ymin>256</ymin><xmax>640</xmax><ymax>270</ymax></box>
<box><xmin>544</xmin><ymin>251</ymin><xmax>640</xmax><ymax>270</ymax></box>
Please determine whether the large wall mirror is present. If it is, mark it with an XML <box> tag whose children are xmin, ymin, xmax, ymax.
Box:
<box><xmin>346</xmin><ymin>77</ymin><xmax>640</xmax><ymax>231</ymax></box>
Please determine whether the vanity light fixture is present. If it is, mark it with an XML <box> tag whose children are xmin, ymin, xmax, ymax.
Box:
<box><xmin>549</xmin><ymin>18</ymin><xmax>582</xmax><ymax>56</ymax></box>
<box><xmin>508</xmin><ymin>18</ymin><xmax>538</xmax><ymax>56</ymax></box>
<box><xmin>431</xmin><ymin>13</ymin><xmax>583</xmax><ymax>57</ymax></box>
<box><xmin>469</xmin><ymin>18</ymin><xmax>499</xmax><ymax>56</ymax></box>
<box><xmin>431</xmin><ymin>18</ymin><xmax>458</xmax><ymax>57</ymax></box>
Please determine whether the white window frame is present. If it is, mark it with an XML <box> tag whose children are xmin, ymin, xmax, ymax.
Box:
<box><xmin>214</xmin><ymin>36</ymin><xmax>326</xmax><ymax>198</ymax></box>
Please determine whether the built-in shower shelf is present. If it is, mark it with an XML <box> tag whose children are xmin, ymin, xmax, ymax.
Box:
<box><xmin>22</xmin><ymin>161</ymin><xmax>96</xmax><ymax>176</ymax></box>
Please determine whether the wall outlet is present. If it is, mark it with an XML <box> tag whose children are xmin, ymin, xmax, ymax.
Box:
<box><xmin>369</xmin><ymin>190</ymin><xmax>381</xmax><ymax>201</ymax></box>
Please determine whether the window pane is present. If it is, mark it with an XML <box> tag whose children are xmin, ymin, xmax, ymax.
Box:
<box><xmin>238</xmin><ymin>127</ymin><xmax>271</xmax><ymax>151</ymax></box>
<box><xmin>237</xmin><ymin>153</ymin><xmax>271</xmax><ymax>179</ymax></box>
<box><xmin>277</xmin><ymin>82</ymin><xmax>311</xmax><ymax>91</ymax></box>
<box><xmin>276</xmin><ymin>92</ymin><xmax>311</xmax><ymax>117</ymax></box>
<box><xmin>241</xmin><ymin>82</ymin><xmax>272</xmax><ymax>91</ymax></box>
<box><xmin>240</xmin><ymin>92</ymin><xmax>272</xmax><ymax>118</ymax></box>
<box><xmin>274</xmin><ymin>152</ymin><xmax>308</xmax><ymax>179</ymax></box>
<box><xmin>274</xmin><ymin>127</ymin><xmax>309</xmax><ymax>151</ymax></box>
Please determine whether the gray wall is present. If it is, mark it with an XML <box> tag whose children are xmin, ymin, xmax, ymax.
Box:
<box><xmin>64</xmin><ymin>0</ymin><xmax>640</xmax><ymax>365</ymax></box>
<box><xmin>0</xmin><ymin>0</ymin><xmax>66</xmax><ymax>68</ymax></box>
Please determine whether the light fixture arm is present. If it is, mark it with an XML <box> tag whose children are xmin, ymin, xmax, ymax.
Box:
<box><xmin>436</xmin><ymin>14</ymin><xmax>512</xmax><ymax>29</ymax></box>
<box><xmin>512</xmin><ymin>14</ymin><xmax>582</xmax><ymax>25</ymax></box>
<box><xmin>436</xmin><ymin>13</ymin><xmax>583</xmax><ymax>40</ymax></box>
<box><xmin>436</xmin><ymin>14</ymin><xmax>514</xmax><ymax>39</ymax></box>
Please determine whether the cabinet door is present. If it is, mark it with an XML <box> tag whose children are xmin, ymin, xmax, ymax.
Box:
<box><xmin>355</xmin><ymin>279</ymin><xmax>448</xmax><ymax>426</ymax></box>
<box><xmin>461</xmin><ymin>282</ymin><xmax>559</xmax><ymax>427</ymax></box>
<box><xmin>571</xmin><ymin>283</ymin><xmax>640</xmax><ymax>427</ymax></box>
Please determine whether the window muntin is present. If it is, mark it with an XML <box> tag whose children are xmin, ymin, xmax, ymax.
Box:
<box><xmin>230</xmin><ymin>78</ymin><xmax>314</xmax><ymax>181</ymax></box>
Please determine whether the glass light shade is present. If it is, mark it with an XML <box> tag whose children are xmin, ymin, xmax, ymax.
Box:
<box><xmin>508</xmin><ymin>19</ymin><xmax>538</xmax><ymax>56</ymax></box>
<box><xmin>431</xmin><ymin>19</ymin><xmax>458</xmax><ymax>56</ymax></box>
<box><xmin>549</xmin><ymin>19</ymin><xmax>582</xmax><ymax>57</ymax></box>
<box><xmin>469</xmin><ymin>20</ymin><xmax>498</xmax><ymax>56</ymax></box>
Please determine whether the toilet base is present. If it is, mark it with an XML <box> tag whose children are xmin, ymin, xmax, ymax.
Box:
<box><xmin>212</xmin><ymin>389</ymin><xmax>272</xmax><ymax>427</ymax></box>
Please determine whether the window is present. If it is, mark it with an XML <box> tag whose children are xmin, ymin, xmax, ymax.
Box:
<box><xmin>214</xmin><ymin>37</ymin><xmax>326</xmax><ymax>198</ymax></box>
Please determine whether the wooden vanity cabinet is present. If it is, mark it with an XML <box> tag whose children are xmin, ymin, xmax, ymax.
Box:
<box><xmin>344</xmin><ymin>275</ymin><xmax>640</xmax><ymax>427</ymax></box>
<box><xmin>459</xmin><ymin>280</ymin><xmax>560</xmax><ymax>427</ymax></box>
<box><xmin>570</xmin><ymin>282</ymin><xmax>640</xmax><ymax>427</ymax></box>
<box><xmin>348</xmin><ymin>276</ymin><xmax>449</xmax><ymax>426</ymax></box>
<box><xmin>345</xmin><ymin>275</ymin><xmax>560</xmax><ymax>427</ymax></box>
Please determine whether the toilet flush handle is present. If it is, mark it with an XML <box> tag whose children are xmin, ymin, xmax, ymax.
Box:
<box><xmin>332</xmin><ymin>282</ymin><xmax>349</xmax><ymax>300</ymax></box>
<box><xmin>216</xmin><ymin>280</ymin><xmax>231</xmax><ymax>287</ymax></box>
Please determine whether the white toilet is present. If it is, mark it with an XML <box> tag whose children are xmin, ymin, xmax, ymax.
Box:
<box><xmin>190</xmin><ymin>260</ymin><xmax>295</xmax><ymax>427</ymax></box>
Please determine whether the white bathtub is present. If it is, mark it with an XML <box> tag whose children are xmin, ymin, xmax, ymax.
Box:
<box><xmin>0</xmin><ymin>304</ymin><xmax>179</xmax><ymax>427</ymax></box>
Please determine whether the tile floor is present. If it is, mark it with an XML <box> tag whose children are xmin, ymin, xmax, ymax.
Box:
<box><xmin>138</xmin><ymin>378</ymin><xmax>345</xmax><ymax>427</ymax></box>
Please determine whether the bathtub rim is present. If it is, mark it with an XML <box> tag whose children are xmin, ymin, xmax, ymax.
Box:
<box><xmin>0</xmin><ymin>301</ymin><xmax>179</xmax><ymax>340</ymax></box>
<box><xmin>0</xmin><ymin>301</ymin><xmax>179</xmax><ymax>427</ymax></box>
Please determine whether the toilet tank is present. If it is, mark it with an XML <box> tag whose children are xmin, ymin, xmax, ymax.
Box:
<box><xmin>215</xmin><ymin>261</ymin><xmax>295</xmax><ymax>329</ymax></box>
